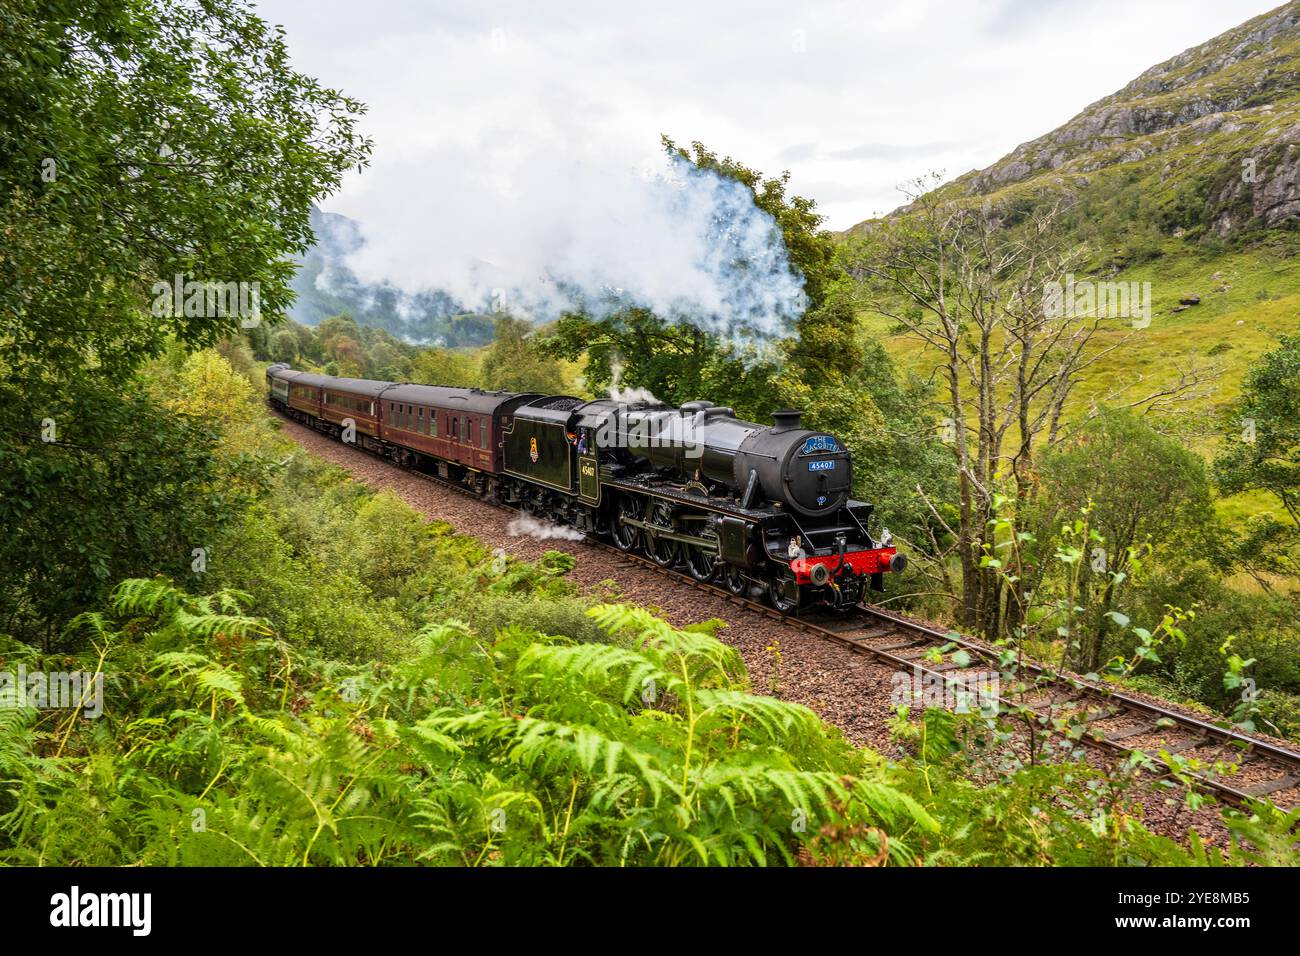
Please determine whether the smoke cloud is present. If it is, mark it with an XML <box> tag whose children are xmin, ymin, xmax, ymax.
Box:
<box><xmin>325</xmin><ymin>139</ymin><xmax>807</xmax><ymax>346</ymax></box>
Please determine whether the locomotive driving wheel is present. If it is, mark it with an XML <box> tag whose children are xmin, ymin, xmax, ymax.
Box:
<box><xmin>721</xmin><ymin>564</ymin><xmax>747</xmax><ymax>596</ymax></box>
<box><xmin>685</xmin><ymin>528</ymin><xmax>719</xmax><ymax>582</ymax></box>
<box><xmin>645</xmin><ymin>499</ymin><xmax>680</xmax><ymax>568</ymax></box>
<box><xmin>767</xmin><ymin>575</ymin><xmax>802</xmax><ymax>614</ymax></box>
<box><xmin>610</xmin><ymin>493</ymin><xmax>643</xmax><ymax>552</ymax></box>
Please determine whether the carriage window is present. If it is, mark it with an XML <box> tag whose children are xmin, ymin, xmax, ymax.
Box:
<box><xmin>479</xmin><ymin>419</ymin><xmax>487</xmax><ymax>449</ymax></box>
<box><xmin>428</xmin><ymin>410</ymin><xmax>436</xmax><ymax>437</ymax></box>
<box><xmin>417</xmin><ymin>407</ymin><xmax>423</xmax><ymax>431</ymax></box>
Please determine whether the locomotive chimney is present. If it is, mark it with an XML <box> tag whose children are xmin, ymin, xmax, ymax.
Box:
<box><xmin>771</xmin><ymin>409</ymin><xmax>802</xmax><ymax>433</ymax></box>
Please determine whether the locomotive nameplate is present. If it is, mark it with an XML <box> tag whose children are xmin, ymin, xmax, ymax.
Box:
<box><xmin>808</xmin><ymin>459</ymin><xmax>836</xmax><ymax>471</ymax></box>
<box><xmin>801</xmin><ymin>435</ymin><xmax>841</xmax><ymax>454</ymax></box>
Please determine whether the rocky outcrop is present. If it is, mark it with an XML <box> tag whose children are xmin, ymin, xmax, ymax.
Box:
<box><xmin>1253</xmin><ymin>141</ymin><xmax>1300</xmax><ymax>226</ymax></box>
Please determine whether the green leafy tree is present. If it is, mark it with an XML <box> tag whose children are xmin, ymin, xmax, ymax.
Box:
<box><xmin>410</xmin><ymin>347</ymin><xmax>481</xmax><ymax>388</ymax></box>
<box><xmin>1035</xmin><ymin>408</ymin><xmax>1216</xmax><ymax>670</ymax></box>
<box><xmin>1214</xmin><ymin>330</ymin><xmax>1300</xmax><ymax>581</ymax></box>
<box><xmin>366</xmin><ymin>338</ymin><xmax>410</xmax><ymax>382</ymax></box>
<box><xmin>2</xmin><ymin>0</ymin><xmax>369</xmax><ymax>389</ymax></box>
<box><xmin>847</xmin><ymin>342</ymin><xmax>956</xmax><ymax>546</ymax></box>
<box><xmin>269</xmin><ymin>328</ymin><xmax>301</xmax><ymax>364</ymax></box>
<box><xmin>0</xmin><ymin>0</ymin><xmax>370</xmax><ymax>639</ymax></box>
<box><xmin>479</xmin><ymin>316</ymin><xmax>566</xmax><ymax>394</ymax></box>
<box><xmin>0</xmin><ymin>380</ymin><xmax>245</xmax><ymax>646</ymax></box>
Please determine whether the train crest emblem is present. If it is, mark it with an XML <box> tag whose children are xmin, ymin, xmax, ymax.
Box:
<box><xmin>529</xmin><ymin>437</ymin><xmax>539</xmax><ymax>462</ymax></box>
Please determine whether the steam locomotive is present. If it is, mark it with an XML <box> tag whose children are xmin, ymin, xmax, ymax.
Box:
<box><xmin>267</xmin><ymin>363</ymin><xmax>904</xmax><ymax>611</ymax></box>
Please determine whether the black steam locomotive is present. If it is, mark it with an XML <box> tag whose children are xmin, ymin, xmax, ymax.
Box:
<box><xmin>268</xmin><ymin>363</ymin><xmax>904</xmax><ymax>612</ymax></box>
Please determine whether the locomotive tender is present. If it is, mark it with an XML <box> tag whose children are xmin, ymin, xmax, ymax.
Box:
<box><xmin>267</xmin><ymin>363</ymin><xmax>904</xmax><ymax>612</ymax></box>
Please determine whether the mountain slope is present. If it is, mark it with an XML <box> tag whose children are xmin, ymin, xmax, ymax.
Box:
<box><xmin>850</xmin><ymin>2</ymin><xmax>1300</xmax><ymax>241</ymax></box>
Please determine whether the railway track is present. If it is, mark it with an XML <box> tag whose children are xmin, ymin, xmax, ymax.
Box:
<box><xmin>283</xmin><ymin>411</ymin><xmax>1300</xmax><ymax>810</ymax></box>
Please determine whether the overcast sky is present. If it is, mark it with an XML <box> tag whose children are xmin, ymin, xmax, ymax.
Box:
<box><xmin>255</xmin><ymin>0</ymin><xmax>1276</xmax><ymax>231</ymax></box>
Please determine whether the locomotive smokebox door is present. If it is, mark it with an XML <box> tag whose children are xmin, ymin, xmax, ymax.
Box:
<box><xmin>578</xmin><ymin>455</ymin><xmax>600</xmax><ymax>504</ymax></box>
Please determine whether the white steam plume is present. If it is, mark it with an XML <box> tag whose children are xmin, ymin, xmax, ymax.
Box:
<box><xmin>507</xmin><ymin>513</ymin><xmax>586</xmax><ymax>541</ymax></box>
<box><xmin>607</xmin><ymin>354</ymin><xmax>661</xmax><ymax>405</ymax></box>
<box><xmin>327</xmin><ymin>141</ymin><xmax>807</xmax><ymax>346</ymax></box>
